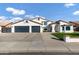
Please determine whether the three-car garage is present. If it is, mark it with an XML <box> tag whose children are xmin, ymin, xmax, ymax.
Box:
<box><xmin>14</xmin><ymin>26</ymin><xmax>41</xmax><ymax>33</ymax></box>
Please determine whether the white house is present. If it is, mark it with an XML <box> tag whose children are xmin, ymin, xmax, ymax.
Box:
<box><xmin>48</xmin><ymin>20</ymin><xmax>74</xmax><ymax>33</ymax></box>
<box><xmin>11</xmin><ymin>19</ymin><xmax>43</xmax><ymax>33</ymax></box>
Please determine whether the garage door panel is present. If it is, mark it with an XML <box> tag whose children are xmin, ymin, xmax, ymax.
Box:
<box><xmin>15</xmin><ymin>26</ymin><xmax>29</xmax><ymax>32</ymax></box>
<box><xmin>32</xmin><ymin>26</ymin><xmax>40</xmax><ymax>32</ymax></box>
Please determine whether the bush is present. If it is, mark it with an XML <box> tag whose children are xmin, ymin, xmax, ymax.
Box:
<box><xmin>52</xmin><ymin>33</ymin><xmax>65</xmax><ymax>41</ymax></box>
<box><xmin>65</xmin><ymin>33</ymin><xmax>79</xmax><ymax>37</ymax></box>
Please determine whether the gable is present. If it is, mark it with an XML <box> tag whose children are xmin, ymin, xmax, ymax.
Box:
<box><xmin>32</xmin><ymin>17</ymin><xmax>46</xmax><ymax>24</ymax></box>
<box><xmin>12</xmin><ymin>20</ymin><xmax>42</xmax><ymax>26</ymax></box>
<box><xmin>60</xmin><ymin>21</ymin><xmax>69</xmax><ymax>25</ymax></box>
<box><xmin>57</xmin><ymin>20</ymin><xmax>72</xmax><ymax>25</ymax></box>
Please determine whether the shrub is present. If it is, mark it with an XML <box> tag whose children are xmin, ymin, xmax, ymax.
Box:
<box><xmin>52</xmin><ymin>33</ymin><xmax>65</xmax><ymax>41</ymax></box>
<box><xmin>65</xmin><ymin>33</ymin><xmax>79</xmax><ymax>38</ymax></box>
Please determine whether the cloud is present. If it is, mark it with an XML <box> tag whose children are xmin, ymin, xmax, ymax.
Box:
<box><xmin>0</xmin><ymin>15</ymin><xmax>46</xmax><ymax>23</ymax></box>
<box><xmin>73</xmin><ymin>11</ymin><xmax>79</xmax><ymax>15</ymax></box>
<box><xmin>0</xmin><ymin>16</ymin><xmax>9</xmax><ymax>21</ymax></box>
<box><xmin>25</xmin><ymin>15</ymin><xmax>35</xmax><ymax>19</ymax></box>
<box><xmin>10</xmin><ymin>17</ymin><xmax>23</xmax><ymax>22</ymax></box>
<box><xmin>35</xmin><ymin>15</ymin><xmax>45</xmax><ymax>19</ymax></box>
<box><xmin>24</xmin><ymin>15</ymin><xmax>45</xmax><ymax>19</ymax></box>
<box><xmin>64</xmin><ymin>3</ymin><xmax>76</xmax><ymax>8</ymax></box>
<box><xmin>6</xmin><ymin>7</ymin><xmax>26</xmax><ymax>15</ymax></box>
<box><xmin>0</xmin><ymin>16</ymin><xmax>7</xmax><ymax>20</ymax></box>
<box><xmin>0</xmin><ymin>16</ymin><xmax>10</xmax><ymax>23</ymax></box>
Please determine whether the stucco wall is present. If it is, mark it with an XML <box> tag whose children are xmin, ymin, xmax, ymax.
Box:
<box><xmin>47</xmin><ymin>21</ymin><xmax>52</xmax><ymax>25</ymax></box>
<box><xmin>0</xmin><ymin>26</ymin><xmax>2</xmax><ymax>33</ymax></box>
<box><xmin>60</xmin><ymin>25</ymin><xmax>74</xmax><ymax>33</ymax></box>
<box><xmin>60</xmin><ymin>21</ymin><xmax>68</xmax><ymax>25</ymax></box>
<box><xmin>51</xmin><ymin>24</ymin><xmax>56</xmax><ymax>32</ymax></box>
<box><xmin>32</xmin><ymin>18</ymin><xmax>46</xmax><ymax>24</ymax></box>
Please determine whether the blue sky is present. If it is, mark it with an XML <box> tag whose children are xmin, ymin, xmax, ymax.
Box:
<box><xmin>0</xmin><ymin>3</ymin><xmax>79</xmax><ymax>21</ymax></box>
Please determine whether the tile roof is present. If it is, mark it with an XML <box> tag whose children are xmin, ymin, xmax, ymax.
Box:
<box><xmin>70</xmin><ymin>21</ymin><xmax>79</xmax><ymax>26</ymax></box>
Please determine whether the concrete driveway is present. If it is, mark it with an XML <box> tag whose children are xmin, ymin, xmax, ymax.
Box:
<box><xmin>0</xmin><ymin>33</ymin><xmax>79</xmax><ymax>55</ymax></box>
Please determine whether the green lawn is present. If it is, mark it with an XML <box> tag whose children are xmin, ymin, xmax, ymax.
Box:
<box><xmin>51</xmin><ymin>32</ymin><xmax>79</xmax><ymax>41</ymax></box>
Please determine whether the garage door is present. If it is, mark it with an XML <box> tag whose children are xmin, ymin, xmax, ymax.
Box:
<box><xmin>2</xmin><ymin>27</ymin><xmax>11</xmax><ymax>33</ymax></box>
<box><xmin>15</xmin><ymin>26</ymin><xmax>29</xmax><ymax>32</ymax></box>
<box><xmin>32</xmin><ymin>26</ymin><xmax>40</xmax><ymax>32</ymax></box>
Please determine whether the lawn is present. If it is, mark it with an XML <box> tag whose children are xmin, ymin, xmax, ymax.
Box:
<box><xmin>51</xmin><ymin>32</ymin><xmax>79</xmax><ymax>41</ymax></box>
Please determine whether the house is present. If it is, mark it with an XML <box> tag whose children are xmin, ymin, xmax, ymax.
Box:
<box><xmin>48</xmin><ymin>20</ymin><xmax>74</xmax><ymax>33</ymax></box>
<box><xmin>11</xmin><ymin>17</ymin><xmax>50</xmax><ymax>33</ymax></box>
<box><xmin>11</xmin><ymin>18</ymin><xmax>44</xmax><ymax>33</ymax></box>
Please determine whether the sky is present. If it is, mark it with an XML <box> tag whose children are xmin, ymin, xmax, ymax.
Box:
<box><xmin>0</xmin><ymin>3</ymin><xmax>79</xmax><ymax>22</ymax></box>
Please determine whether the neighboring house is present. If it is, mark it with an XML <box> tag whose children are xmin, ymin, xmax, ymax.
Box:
<box><xmin>0</xmin><ymin>20</ymin><xmax>11</xmax><ymax>33</ymax></box>
<box><xmin>70</xmin><ymin>21</ymin><xmax>79</xmax><ymax>32</ymax></box>
<box><xmin>48</xmin><ymin>20</ymin><xmax>74</xmax><ymax>33</ymax></box>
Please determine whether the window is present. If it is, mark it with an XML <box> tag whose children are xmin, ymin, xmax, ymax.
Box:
<box><xmin>38</xmin><ymin>17</ymin><xmax>40</xmax><ymax>20</ymax></box>
<box><xmin>26</xmin><ymin>21</ymin><xmax>28</xmax><ymax>23</ymax></box>
<box><xmin>44</xmin><ymin>21</ymin><xmax>47</xmax><ymax>25</ymax></box>
<box><xmin>66</xmin><ymin>26</ymin><xmax>70</xmax><ymax>30</ymax></box>
<box><xmin>62</xmin><ymin>26</ymin><xmax>64</xmax><ymax>31</ymax></box>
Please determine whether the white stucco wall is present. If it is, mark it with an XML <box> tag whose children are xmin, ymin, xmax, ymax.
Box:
<box><xmin>64</xmin><ymin>26</ymin><xmax>74</xmax><ymax>33</ymax></box>
<box><xmin>32</xmin><ymin>18</ymin><xmax>46</xmax><ymax>24</ymax></box>
<box><xmin>59</xmin><ymin>25</ymin><xmax>74</xmax><ymax>33</ymax></box>
<box><xmin>59</xmin><ymin>25</ymin><xmax>63</xmax><ymax>32</ymax></box>
<box><xmin>55</xmin><ymin>24</ymin><xmax>59</xmax><ymax>32</ymax></box>
<box><xmin>47</xmin><ymin>21</ymin><xmax>52</xmax><ymax>25</ymax></box>
<box><xmin>0</xmin><ymin>26</ymin><xmax>2</xmax><ymax>33</ymax></box>
<box><xmin>51</xmin><ymin>24</ymin><xmax>56</xmax><ymax>32</ymax></box>
<box><xmin>11</xmin><ymin>26</ymin><xmax>15</xmax><ymax>33</ymax></box>
<box><xmin>60</xmin><ymin>21</ymin><xmax>68</xmax><ymax>25</ymax></box>
<box><xmin>40</xmin><ymin>26</ymin><xmax>43</xmax><ymax>33</ymax></box>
